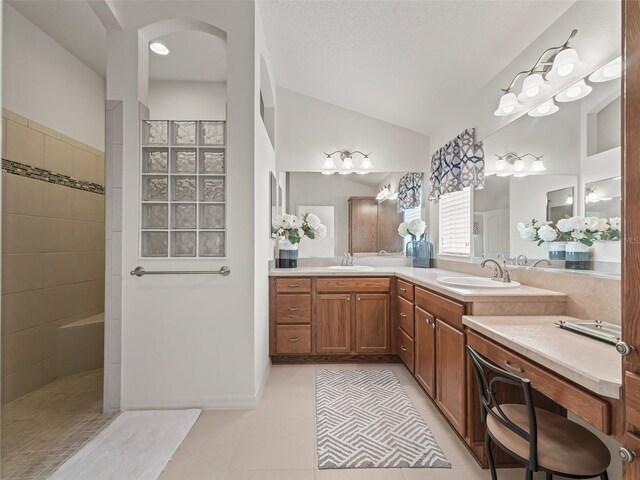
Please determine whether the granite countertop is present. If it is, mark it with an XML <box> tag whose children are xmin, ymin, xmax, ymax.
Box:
<box><xmin>269</xmin><ymin>266</ymin><xmax>568</xmax><ymax>303</ymax></box>
<box><xmin>462</xmin><ymin>315</ymin><xmax>621</xmax><ymax>399</ymax></box>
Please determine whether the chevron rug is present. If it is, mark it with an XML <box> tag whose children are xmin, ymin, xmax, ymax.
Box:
<box><xmin>316</xmin><ymin>369</ymin><xmax>451</xmax><ymax>469</ymax></box>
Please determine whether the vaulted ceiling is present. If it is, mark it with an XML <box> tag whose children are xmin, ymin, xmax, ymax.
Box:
<box><xmin>259</xmin><ymin>0</ymin><xmax>575</xmax><ymax>134</ymax></box>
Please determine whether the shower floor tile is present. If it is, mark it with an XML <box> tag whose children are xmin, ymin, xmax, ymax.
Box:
<box><xmin>1</xmin><ymin>368</ymin><xmax>117</xmax><ymax>480</ymax></box>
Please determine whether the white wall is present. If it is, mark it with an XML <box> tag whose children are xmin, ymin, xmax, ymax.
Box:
<box><xmin>106</xmin><ymin>2</ymin><xmax>265</xmax><ymax>409</ymax></box>
<box><xmin>147</xmin><ymin>80</ymin><xmax>227</xmax><ymax>120</ymax></box>
<box><xmin>2</xmin><ymin>4</ymin><xmax>105</xmax><ymax>149</ymax></box>
<box><xmin>287</xmin><ymin>173</ymin><xmax>377</xmax><ymax>256</ymax></box>
<box><xmin>276</xmin><ymin>88</ymin><xmax>429</xmax><ymax>173</ymax></box>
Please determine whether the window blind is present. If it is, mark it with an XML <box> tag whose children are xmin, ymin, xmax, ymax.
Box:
<box><xmin>438</xmin><ymin>188</ymin><xmax>471</xmax><ymax>255</ymax></box>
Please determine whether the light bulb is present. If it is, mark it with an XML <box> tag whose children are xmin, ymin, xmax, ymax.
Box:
<box><xmin>589</xmin><ymin>56</ymin><xmax>622</xmax><ymax>82</ymax></box>
<box><xmin>321</xmin><ymin>170</ymin><xmax>334</xmax><ymax>175</ymax></box>
<box><xmin>342</xmin><ymin>155</ymin><xmax>354</xmax><ymax>170</ymax></box>
<box><xmin>149</xmin><ymin>42</ymin><xmax>170</xmax><ymax>55</ymax></box>
<box><xmin>360</xmin><ymin>156</ymin><xmax>373</xmax><ymax>170</ymax></box>
<box><xmin>538</xmin><ymin>104</ymin><xmax>550</xmax><ymax>114</ymax></box>
<box><xmin>513</xmin><ymin>159</ymin><xmax>525</xmax><ymax>171</ymax></box>
<box><xmin>494</xmin><ymin>92</ymin><xmax>523</xmax><ymax>116</ymax></box>
<box><xmin>322</xmin><ymin>155</ymin><xmax>335</xmax><ymax>170</ymax></box>
<box><xmin>546</xmin><ymin>48</ymin><xmax>585</xmax><ymax>81</ymax></box>
<box><xmin>495</xmin><ymin>159</ymin><xmax>506</xmax><ymax>171</ymax></box>
<box><xmin>566</xmin><ymin>86</ymin><xmax>581</xmax><ymax>98</ymax></box>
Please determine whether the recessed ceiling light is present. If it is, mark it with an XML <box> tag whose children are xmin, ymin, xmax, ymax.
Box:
<box><xmin>150</xmin><ymin>42</ymin><xmax>169</xmax><ymax>55</ymax></box>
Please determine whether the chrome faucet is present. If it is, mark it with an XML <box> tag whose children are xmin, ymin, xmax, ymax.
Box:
<box><xmin>531</xmin><ymin>258</ymin><xmax>552</xmax><ymax>268</ymax></box>
<box><xmin>378</xmin><ymin>250</ymin><xmax>389</xmax><ymax>256</ymax></box>
<box><xmin>341</xmin><ymin>253</ymin><xmax>355</xmax><ymax>266</ymax></box>
<box><xmin>481</xmin><ymin>258</ymin><xmax>511</xmax><ymax>283</ymax></box>
<box><xmin>516</xmin><ymin>254</ymin><xmax>528</xmax><ymax>266</ymax></box>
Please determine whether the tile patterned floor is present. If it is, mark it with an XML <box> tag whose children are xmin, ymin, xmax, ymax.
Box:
<box><xmin>159</xmin><ymin>364</ymin><xmax>549</xmax><ymax>480</ymax></box>
<box><xmin>1</xmin><ymin>368</ymin><xmax>117</xmax><ymax>480</ymax></box>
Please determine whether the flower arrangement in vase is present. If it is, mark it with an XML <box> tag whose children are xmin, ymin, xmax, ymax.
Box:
<box><xmin>517</xmin><ymin>216</ymin><xmax>621</xmax><ymax>269</ymax></box>
<box><xmin>272</xmin><ymin>213</ymin><xmax>327</xmax><ymax>268</ymax></box>
<box><xmin>398</xmin><ymin>218</ymin><xmax>433</xmax><ymax>268</ymax></box>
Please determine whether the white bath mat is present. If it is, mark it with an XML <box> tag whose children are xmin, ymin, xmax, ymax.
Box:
<box><xmin>48</xmin><ymin>409</ymin><xmax>201</xmax><ymax>480</ymax></box>
<box><xmin>316</xmin><ymin>369</ymin><xmax>450</xmax><ymax>469</ymax></box>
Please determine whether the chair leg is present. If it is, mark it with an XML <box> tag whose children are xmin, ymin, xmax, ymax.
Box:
<box><xmin>525</xmin><ymin>468</ymin><xmax>533</xmax><ymax>480</ymax></box>
<box><xmin>600</xmin><ymin>471</ymin><xmax>609</xmax><ymax>480</ymax></box>
<box><xmin>485</xmin><ymin>431</ymin><xmax>498</xmax><ymax>480</ymax></box>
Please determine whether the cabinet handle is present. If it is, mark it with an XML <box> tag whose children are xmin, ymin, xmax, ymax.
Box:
<box><xmin>431</xmin><ymin>322</ymin><xmax>436</xmax><ymax>330</ymax></box>
<box><xmin>400</xmin><ymin>345</ymin><xmax>408</xmax><ymax>352</ymax></box>
<box><xmin>400</xmin><ymin>313</ymin><xmax>407</xmax><ymax>318</ymax></box>
<box><xmin>620</xmin><ymin>447</ymin><xmax>637</xmax><ymax>463</ymax></box>
<box><xmin>288</xmin><ymin>284</ymin><xmax>299</xmax><ymax>288</ymax></box>
<box><xmin>287</xmin><ymin>307</ymin><xmax>300</xmax><ymax>311</ymax></box>
<box><xmin>503</xmin><ymin>360</ymin><xmax>523</xmax><ymax>373</ymax></box>
<box><xmin>357</xmin><ymin>297</ymin><xmax>361</xmax><ymax>301</ymax></box>
<box><xmin>425</xmin><ymin>318</ymin><xmax>430</xmax><ymax>324</ymax></box>
<box><xmin>288</xmin><ymin>337</ymin><xmax>300</xmax><ymax>343</ymax></box>
<box><xmin>346</xmin><ymin>297</ymin><xmax>350</xmax><ymax>301</ymax></box>
<box><xmin>399</xmin><ymin>287</ymin><xmax>407</xmax><ymax>292</ymax></box>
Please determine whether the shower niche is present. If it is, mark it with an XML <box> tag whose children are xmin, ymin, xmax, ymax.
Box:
<box><xmin>140</xmin><ymin>120</ymin><xmax>226</xmax><ymax>257</ymax></box>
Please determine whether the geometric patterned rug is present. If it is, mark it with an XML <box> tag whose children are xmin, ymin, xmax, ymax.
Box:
<box><xmin>316</xmin><ymin>369</ymin><xmax>451</xmax><ymax>469</ymax></box>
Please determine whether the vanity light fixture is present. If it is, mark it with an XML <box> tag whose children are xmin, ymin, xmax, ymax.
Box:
<box><xmin>528</xmin><ymin>98</ymin><xmax>559</xmax><ymax>117</ymax></box>
<box><xmin>493</xmin><ymin>153</ymin><xmax>545</xmax><ymax>177</ymax></box>
<box><xmin>565</xmin><ymin>193</ymin><xmax>574</xmax><ymax>205</ymax></box>
<box><xmin>322</xmin><ymin>150</ymin><xmax>372</xmax><ymax>175</ymax></box>
<box><xmin>494</xmin><ymin>29</ymin><xmax>584</xmax><ymax>117</ymax></box>
<box><xmin>589</xmin><ymin>56</ymin><xmax>622</xmax><ymax>82</ymax></box>
<box><xmin>149</xmin><ymin>42</ymin><xmax>170</xmax><ymax>55</ymax></box>
<box><xmin>585</xmin><ymin>188</ymin><xmax>599</xmax><ymax>203</ymax></box>
<box><xmin>555</xmin><ymin>79</ymin><xmax>592</xmax><ymax>102</ymax></box>
<box><xmin>376</xmin><ymin>184</ymin><xmax>391</xmax><ymax>201</ymax></box>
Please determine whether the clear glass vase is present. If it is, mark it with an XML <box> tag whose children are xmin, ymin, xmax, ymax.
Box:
<box><xmin>413</xmin><ymin>234</ymin><xmax>434</xmax><ymax>268</ymax></box>
<box><xmin>277</xmin><ymin>238</ymin><xmax>299</xmax><ymax>268</ymax></box>
<box><xmin>405</xmin><ymin>235</ymin><xmax>416</xmax><ymax>258</ymax></box>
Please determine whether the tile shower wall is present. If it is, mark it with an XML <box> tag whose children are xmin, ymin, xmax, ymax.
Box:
<box><xmin>1</xmin><ymin>109</ymin><xmax>105</xmax><ymax>404</ymax></box>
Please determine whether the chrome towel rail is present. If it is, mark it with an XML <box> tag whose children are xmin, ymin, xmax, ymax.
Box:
<box><xmin>130</xmin><ymin>266</ymin><xmax>230</xmax><ymax>277</ymax></box>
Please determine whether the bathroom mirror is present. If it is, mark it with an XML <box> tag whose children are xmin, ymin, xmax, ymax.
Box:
<box><xmin>281</xmin><ymin>171</ymin><xmax>425</xmax><ymax>258</ymax></box>
<box><xmin>474</xmin><ymin>58</ymin><xmax>621</xmax><ymax>275</ymax></box>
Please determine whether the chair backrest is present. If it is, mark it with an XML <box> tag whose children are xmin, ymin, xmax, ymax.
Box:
<box><xmin>466</xmin><ymin>345</ymin><xmax>539</xmax><ymax>470</ymax></box>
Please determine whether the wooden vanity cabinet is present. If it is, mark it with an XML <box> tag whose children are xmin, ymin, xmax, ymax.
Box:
<box><xmin>270</xmin><ymin>276</ymin><xmax>391</xmax><ymax>358</ymax></box>
<box><xmin>414</xmin><ymin>307</ymin><xmax>436</xmax><ymax>399</ymax></box>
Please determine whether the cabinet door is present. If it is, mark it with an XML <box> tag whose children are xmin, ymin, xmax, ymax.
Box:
<box><xmin>415</xmin><ymin>307</ymin><xmax>436</xmax><ymax>399</ymax></box>
<box><xmin>316</xmin><ymin>294</ymin><xmax>352</xmax><ymax>353</ymax></box>
<box><xmin>349</xmin><ymin>197</ymin><xmax>378</xmax><ymax>253</ymax></box>
<box><xmin>355</xmin><ymin>294</ymin><xmax>390</xmax><ymax>353</ymax></box>
<box><xmin>436</xmin><ymin>319</ymin><xmax>466</xmax><ymax>436</ymax></box>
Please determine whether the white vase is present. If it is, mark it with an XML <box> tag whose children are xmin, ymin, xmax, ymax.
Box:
<box><xmin>592</xmin><ymin>241</ymin><xmax>621</xmax><ymax>264</ymax></box>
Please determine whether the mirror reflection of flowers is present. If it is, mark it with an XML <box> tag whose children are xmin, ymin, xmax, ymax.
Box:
<box><xmin>272</xmin><ymin>213</ymin><xmax>327</xmax><ymax>244</ymax></box>
<box><xmin>398</xmin><ymin>218</ymin><xmax>427</xmax><ymax>240</ymax></box>
<box><xmin>518</xmin><ymin>216</ymin><xmax>621</xmax><ymax>247</ymax></box>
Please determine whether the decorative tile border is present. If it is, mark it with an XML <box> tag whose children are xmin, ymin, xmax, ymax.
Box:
<box><xmin>2</xmin><ymin>158</ymin><xmax>104</xmax><ymax>195</ymax></box>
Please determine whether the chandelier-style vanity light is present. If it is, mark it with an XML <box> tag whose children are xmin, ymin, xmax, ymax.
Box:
<box><xmin>493</xmin><ymin>153</ymin><xmax>545</xmax><ymax>177</ymax></box>
<box><xmin>589</xmin><ymin>56</ymin><xmax>622</xmax><ymax>82</ymax></box>
<box><xmin>495</xmin><ymin>29</ymin><xmax>586</xmax><ymax>117</ymax></box>
<box><xmin>321</xmin><ymin>150</ymin><xmax>372</xmax><ymax>175</ymax></box>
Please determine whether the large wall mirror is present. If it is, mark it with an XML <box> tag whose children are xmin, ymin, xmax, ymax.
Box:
<box><xmin>280</xmin><ymin>172</ymin><xmax>424</xmax><ymax>258</ymax></box>
<box><xmin>474</xmin><ymin>60</ymin><xmax>621</xmax><ymax>275</ymax></box>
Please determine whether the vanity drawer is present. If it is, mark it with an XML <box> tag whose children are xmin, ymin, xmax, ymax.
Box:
<box><xmin>398</xmin><ymin>296</ymin><xmax>415</xmax><ymax>337</ymax></box>
<box><xmin>276</xmin><ymin>325</ymin><xmax>311</xmax><ymax>354</ymax></box>
<box><xmin>276</xmin><ymin>295</ymin><xmax>311</xmax><ymax>324</ymax></box>
<box><xmin>397</xmin><ymin>327</ymin><xmax>415</xmax><ymax>373</ymax></box>
<box><xmin>397</xmin><ymin>279</ymin><xmax>414</xmax><ymax>302</ymax></box>
<box><xmin>276</xmin><ymin>278</ymin><xmax>312</xmax><ymax>293</ymax></box>
<box><xmin>317</xmin><ymin>277</ymin><xmax>390</xmax><ymax>293</ymax></box>
<box><xmin>415</xmin><ymin>287</ymin><xmax>465</xmax><ymax>329</ymax></box>
<box><xmin>467</xmin><ymin>330</ymin><xmax>611</xmax><ymax>434</ymax></box>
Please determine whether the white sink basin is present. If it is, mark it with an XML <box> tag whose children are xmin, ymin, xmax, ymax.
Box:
<box><xmin>328</xmin><ymin>265</ymin><xmax>375</xmax><ymax>272</ymax></box>
<box><xmin>437</xmin><ymin>276</ymin><xmax>521</xmax><ymax>288</ymax></box>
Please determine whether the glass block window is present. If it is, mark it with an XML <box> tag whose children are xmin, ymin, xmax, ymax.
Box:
<box><xmin>141</xmin><ymin>120</ymin><xmax>226</xmax><ymax>257</ymax></box>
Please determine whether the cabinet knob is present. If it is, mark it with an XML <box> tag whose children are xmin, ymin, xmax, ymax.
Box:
<box><xmin>431</xmin><ymin>322</ymin><xmax>436</xmax><ymax>330</ymax></box>
<box><xmin>346</xmin><ymin>297</ymin><xmax>350</xmax><ymax>301</ymax></box>
<box><xmin>357</xmin><ymin>297</ymin><xmax>361</xmax><ymax>301</ymax></box>
<box><xmin>400</xmin><ymin>313</ymin><xmax>407</xmax><ymax>318</ymax></box>
<box><xmin>288</xmin><ymin>337</ymin><xmax>300</xmax><ymax>343</ymax></box>
<box><xmin>620</xmin><ymin>447</ymin><xmax>637</xmax><ymax>463</ymax></box>
<box><xmin>425</xmin><ymin>318</ymin><xmax>430</xmax><ymax>324</ymax></box>
<box><xmin>400</xmin><ymin>345</ymin><xmax>408</xmax><ymax>352</ymax></box>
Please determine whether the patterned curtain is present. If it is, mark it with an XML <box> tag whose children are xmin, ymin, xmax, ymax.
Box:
<box><xmin>397</xmin><ymin>173</ymin><xmax>423</xmax><ymax>212</ymax></box>
<box><xmin>428</xmin><ymin>128</ymin><xmax>484</xmax><ymax>201</ymax></box>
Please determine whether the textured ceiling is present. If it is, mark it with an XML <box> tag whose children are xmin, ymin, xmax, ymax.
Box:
<box><xmin>259</xmin><ymin>0</ymin><xmax>575</xmax><ymax>134</ymax></box>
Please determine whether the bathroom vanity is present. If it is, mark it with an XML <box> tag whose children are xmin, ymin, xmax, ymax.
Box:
<box><xmin>267</xmin><ymin>266</ymin><xmax>621</xmax><ymax>468</ymax></box>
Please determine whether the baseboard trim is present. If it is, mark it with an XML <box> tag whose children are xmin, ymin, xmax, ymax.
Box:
<box><xmin>272</xmin><ymin>354</ymin><xmax>401</xmax><ymax>364</ymax></box>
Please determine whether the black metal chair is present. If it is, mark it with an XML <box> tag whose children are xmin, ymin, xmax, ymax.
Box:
<box><xmin>466</xmin><ymin>345</ymin><xmax>610</xmax><ymax>480</ymax></box>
